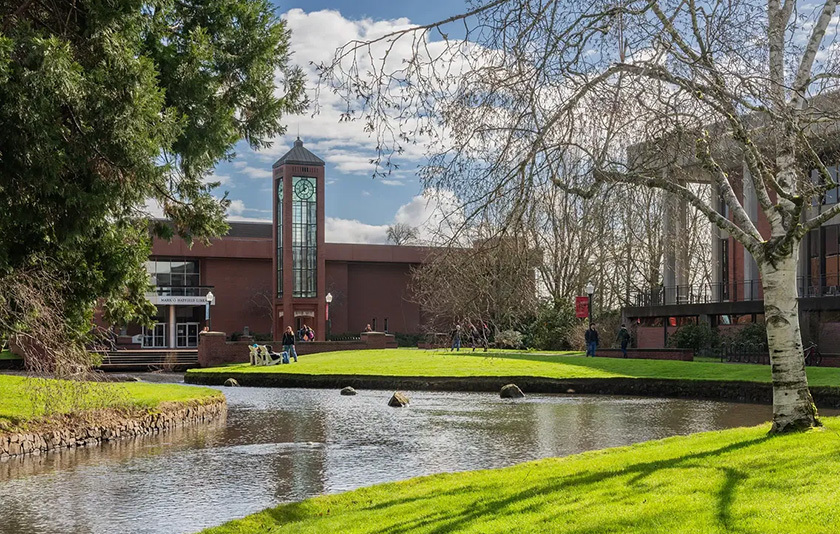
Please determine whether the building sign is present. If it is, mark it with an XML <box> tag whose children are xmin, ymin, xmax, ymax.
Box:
<box><xmin>575</xmin><ymin>296</ymin><xmax>590</xmax><ymax>318</ymax></box>
<box><xmin>294</xmin><ymin>310</ymin><xmax>315</xmax><ymax>317</ymax></box>
<box><xmin>146</xmin><ymin>295</ymin><xmax>214</xmax><ymax>306</ymax></box>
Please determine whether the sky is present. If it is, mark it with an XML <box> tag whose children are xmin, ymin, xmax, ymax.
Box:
<box><xmin>208</xmin><ymin>0</ymin><xmax>467</xmax><ymax>243</ymax></box>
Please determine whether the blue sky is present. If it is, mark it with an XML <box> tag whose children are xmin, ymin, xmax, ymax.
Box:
<box><xmin>206</xmin><ymin>0</ymin><xmax>466</xmax><ymax>243</ymax></box>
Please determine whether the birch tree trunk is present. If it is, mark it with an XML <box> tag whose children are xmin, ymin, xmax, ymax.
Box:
<box><xmin>761</xmin><ymin>251</ymin><xmax>819</xmax><ymax>432</ymax></box>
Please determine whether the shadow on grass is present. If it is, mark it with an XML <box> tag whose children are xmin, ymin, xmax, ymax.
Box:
<box><xmin>253</xmin><ymin>434</ymin><xmax>771</xmax><ymax>534</ymax></box>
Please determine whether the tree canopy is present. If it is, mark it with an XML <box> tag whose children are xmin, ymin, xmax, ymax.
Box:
<box><xmin>321</xmin><ymin>0</ymin><xmax>840</xmax><ymax>432</ymax></box>
<box><xmin>0</xmin><ymin>0</ymin><xmax>305</xmax><ymax>371</ymax></box>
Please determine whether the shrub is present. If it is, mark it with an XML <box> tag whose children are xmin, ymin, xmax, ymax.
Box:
<box><xmin>393</xmin><ymin>333</ymin><xmax>423</xmax><ymax>347</ymax></box>
<box><xmin>526</xmin><ymin>300</ymin><xmax>578</xmax><ymax>350</ymax></box>
<box><xmin>668</xmin><ymin>323</ymin><xmax>719</xmax><ymax>352</ymax></box>
<box><xmin>496</xmin><ymin>329</ymin><xmax>524</xmax><ymax>349</ymax></box>
<box><xmin>730</xmin><ymin>323</ymin><xmax>768</xmax><ymax>347</ymax></box>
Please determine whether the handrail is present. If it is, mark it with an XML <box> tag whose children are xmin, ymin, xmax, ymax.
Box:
<box><xmin>630</xmin><ymin>276</ymin><xmax>840</xmax><ymax>307</ymax></box>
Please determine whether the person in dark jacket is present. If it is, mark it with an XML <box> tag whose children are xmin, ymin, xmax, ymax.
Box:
<box><xmin>584</xmin><ymin>324</ymin><xmax>599</xmax><ymax>357</ymax></box>
<box><xmin>617</xmin><ymin>324</ymin><xmax>631</xmax><ymax>358</ymax></box>
<box><xmin>282</xmin><ymin>326</ymin><xmax>298</xmax><ymax>362</ymax></box>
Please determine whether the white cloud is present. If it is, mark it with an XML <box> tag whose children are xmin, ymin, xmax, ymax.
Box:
<box><xmin>234</xmin><ymin>9</ymin><xmax>440</xmax><ymax>177</ymax></box>
<box><xmin>380</xmin><ymin>179</ymin><xmax>405</xmax><ymax>186</ymax></box>
<box><xmin>228</xmin><ymin>199</ymin><xmax>246</xmax><ymax>216</ymax></box>
<box><xmin>228</xmin><ymin>199</ymin><xmax>271</xmax><ymax>217</ymax></box>
<box><xmin>324</xmin><ymin>189</ymin><xmax>464</xmax><ymax>245</ymax></box>
<box><xmin>325</xmin><ymin>217</ymin><xmax>388</xmax><ymax>243</ymax></box>
<box><xmin>239</xmin><ymin>166</ymin><xmax>273</xmax><ymax>180</ymax></box>
<box><xmin>204</xmin><ymin>173</ymin><xmax>232</xmax><ymax>187</ymax></box>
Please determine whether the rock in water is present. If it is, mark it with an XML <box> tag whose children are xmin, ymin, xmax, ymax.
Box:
<box><xmin>223</xmin><ymin>378</ymin><xmax>240</xmax><ymax>387</ymax></box>
<box><xmin>388</xmin><ymin>392</ymin><xmax>409</xmax><ymax>407</ymax></box>
<box><xmin>500</xmin><ymin>384</ymin><xmax>524</xmax><ymax>398</ymax></box>
<box><xmin>340</xmin><ymin>386</ymin><xmax>357</xmax><ymax>396</ymax></box>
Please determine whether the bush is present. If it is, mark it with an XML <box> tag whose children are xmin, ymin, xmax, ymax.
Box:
<box><xmin>729</xmin><ymin>323</ymin><xmax>767</xmax><ymax>347</ymax></box>
<box><xmin>393</xmin><ymin>332</ymin><xmax>423</xmax><ymax>347</ymax></box>
<box><xmin>496</xmin><ymin>329</ymin><xmax>524</xmax><ymax>349</ymax></box>
<box><xmin>668</xmin><ymin>323</ymin><xmax>720</xmax><ymax>352</ymax></box>
<box><xmin>526</xmin><ymin>300</ymin><xmax>578</xmax><ymax>350</ymax></box>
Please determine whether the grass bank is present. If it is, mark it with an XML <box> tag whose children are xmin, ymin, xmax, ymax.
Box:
<box><xmin>0</xmin><ymin>349</ymin><xmax>20</xmax><ymax>360</ymax></box>
<box><xmin>0</xmin><ymin>374</ymin><xmax>222</xmax><ymax>433</ymax></box>
<box><xmin>187</xmin><ymin>348</ymin><xmax>840</xmax><ymax>387</ymax></box>
<box><xmin>202</xmin><ymin>417</ymin><xmax>840</xmax><ymax>534</ymax></box>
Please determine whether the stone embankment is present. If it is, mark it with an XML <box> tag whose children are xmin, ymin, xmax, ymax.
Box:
<box><xmin>0</xmin><ymin>397</ymin><xmax>226</xmax><ymax>459</ymax></box>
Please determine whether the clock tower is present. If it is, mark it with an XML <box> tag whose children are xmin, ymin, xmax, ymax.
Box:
<box><xmin>271</xmin><ymin>138</ymin><xmax>326</xmax><ymax>339</ymax></box>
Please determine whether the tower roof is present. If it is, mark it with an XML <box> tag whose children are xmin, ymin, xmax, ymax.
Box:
<box><xmin>272</xmin><ymin>137</ymin><xmax>325</xmax><ymax>167</ymax></box>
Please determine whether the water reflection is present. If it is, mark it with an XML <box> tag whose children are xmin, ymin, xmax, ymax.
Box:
<box><xmin>0</xmin><ymin>384</ymin><xmax>801</xmax><ymax>534</ymax></box>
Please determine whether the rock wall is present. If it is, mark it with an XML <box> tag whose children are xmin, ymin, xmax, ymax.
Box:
<box><xmin>0</xmin><ymin>397</ymin><xmax>226</xmax><ymax>460</ymax></box>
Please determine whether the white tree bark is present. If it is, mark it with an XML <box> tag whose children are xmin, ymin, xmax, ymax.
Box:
<box><xmin>761</xmin><ymin>251</ymin><xmax>819</xmax><ymax>432</ymax></box>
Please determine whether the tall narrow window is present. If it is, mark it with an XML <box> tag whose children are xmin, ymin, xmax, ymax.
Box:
<box><xmin>720</xmin><ymin>238</ymin><xmax>729</xmax><ymax>301</ymax></box>
<box><xmin>277</xmin><ymin>180</ymin><xmax>284</xmax><ymax>297</ymax></box>
<box><xmin>292</xmin><ymin>176</ymin><xmax>317</xmax><ymax>297</ymax></box>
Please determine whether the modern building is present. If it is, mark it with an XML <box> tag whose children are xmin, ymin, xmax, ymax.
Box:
<box><xmin>121</xmin><ymin>139</ymin><xmax>430</xmax><ymax>349</ymax></box>
<box><xmin>624</xmin><ymin>160</ymin><xmax>840</xmax><ymax>350</ymax></box>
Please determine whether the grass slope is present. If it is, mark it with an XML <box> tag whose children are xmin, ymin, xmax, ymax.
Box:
<box><xmin>0</xmin><ymin>375</ymin><xmax>222</xmax><ymax>432</ymax></box>
<box><xmin>0</xmin><ymin>349</ymin><xmax>20</xmax><ymax>360</ymax></box>
<box><xmin>188</xmin><ymin>349</ymin><xmax>840</xmax><ymax>387</ymax></box>
<box><xmin>203</xmin><ymin>418</ymin><xmax>840</xmax><ymax>534</ymax></box>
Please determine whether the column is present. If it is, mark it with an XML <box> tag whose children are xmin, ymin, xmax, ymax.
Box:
<box><xmin>662</xmin><ymin>178</ymin><xmax>677</xmax><ymax>304</ymax></box>
<box><xmin>742</xmin><ymin>161</ymin><xmax>760</xmax><ymax>299</ymax></box>
<box><xmin>169</xmin><ymin>305</ymin><xmax>176</xmax><ymax>348</ymax></box>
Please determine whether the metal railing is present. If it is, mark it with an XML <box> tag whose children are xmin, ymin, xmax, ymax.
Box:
<box><xmin>631</xmin><ymin>280</ymin><xmax>762</xmax><ymax>307</ymax></box>
<box><xmin>631</xmin><ymin>276</ymin><xmax>840</xmax><ymax>308</ymax></box>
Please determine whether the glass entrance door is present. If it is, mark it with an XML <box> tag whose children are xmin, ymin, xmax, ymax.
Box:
<box><xmin>142</xmin><ymin>323</ymin><xmax>167</xmax><ymax>348</ymax></box>
<box><xmin>176</xmin><ymin>323</ymin><xmax>199</xmax><ymax>348</ymax></box>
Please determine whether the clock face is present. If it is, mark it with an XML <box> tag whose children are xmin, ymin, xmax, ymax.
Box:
<box><xmin>294</xmin><ymin>178</ymin><xmax>315</xmax><ymax>200</ymax></box>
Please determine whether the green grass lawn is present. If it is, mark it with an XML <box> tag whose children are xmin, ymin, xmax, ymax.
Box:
<box><xmin>0</xmin><ymin>374</ymin><xmax>222</xmax><ymax>433</ymax></box>
<box><xmin>0</xmin><ymin>349</ymin><xmax>20</xmax><ymax>360</ymax></box>
<box><xmin>202</xmin><ymin>417</ymin><xmax>840</xmax><ymax>534</ymax></box>
<box><xmin>187</xmin><ymin>348</ymin><xmax>840</xmax><ymax>387</ymax></box>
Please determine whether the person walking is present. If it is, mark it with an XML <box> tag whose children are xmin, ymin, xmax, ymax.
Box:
<box><xmin>469</xmin><ymin>322</ymin><xmax>480</xmax><ymax>352</ymax></box>
<box><xmin>585</xmin><ymin>324</ymin><xmax>599</xmax><ymax>357</ymax></box>
<box><xmin>617</xmin><ymin>324</ymin><xmax>631</xmax><ymax>358</ymax></box>
<box><xmin>451</xmin><ymin>324</ymin><xmax>462</xmax><ymax>351</ymax></box>
<box><xmin>282</xmin><ymin>326</ymin><xmax>298</xmax><ymax>362</ymax></box>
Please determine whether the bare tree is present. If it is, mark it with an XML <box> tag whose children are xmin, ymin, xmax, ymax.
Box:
<box><xmin>387</xmin><ymin>223</ymin><xmax>420</xmax><ymax>245</ymax></box>
<box><xmin>321</xmin><ymin>0</ymin><xmax>840</xmax><ymax>432</ymax></box>
<box><xmin>411</xmin><ymin>227</ymin><xmax>539</xmax><ymax>332</ymax></box>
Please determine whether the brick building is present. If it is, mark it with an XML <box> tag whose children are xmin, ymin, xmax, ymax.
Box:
<box><xmin>624</xmin><ymin>158</ymin><xmax>840</xmax><ymax>350</ymax></box>
<box><xmin>123</xmin><ymin>139</ymin><xmax>430</xmax><ymax>349</ymax></box>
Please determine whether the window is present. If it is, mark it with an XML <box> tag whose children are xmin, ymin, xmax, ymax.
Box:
<box><xmin>292</xmin><ymin>176</ymin><xmax>317</xmax><ymax>297</ymax></box>
<box><xmin>145</xmin><ymin>260</ymin><xmax>199</xmax><ymax>288</ymax></box>
<box><xmin>277</xmin><ymin>180</ymin><xmax>284</xmax><ymax>297</ymax></box>
<box><xmin>826</xmin><ymin>226</ymin><xmax>840</xmax><ymax>288</ymax></box>
<box><xmin>829</xmin><ymin>166</ymin><xmax>839</xmax><ymax>205</ymax></box>
<box><xmin>719</xmin><ymin>238</ymin><xmax>729</xmax><ymax>301</ymax></box>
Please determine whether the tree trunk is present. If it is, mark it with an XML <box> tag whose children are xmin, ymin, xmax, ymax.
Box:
<box><xmin>761</xmin><ymin>252</ymin><xmax>820</xmax><ymax>433</ymax></box>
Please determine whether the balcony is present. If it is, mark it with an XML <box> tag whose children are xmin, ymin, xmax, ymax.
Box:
<box><xmin>629</xmin><ymin>276</ymin><xmax>840</xmax><ymax>314</ymax></box>
<box><xmin>631</xmin><ymin>280</ymin><xmax>763</xmax><ymax>307</ymax></box>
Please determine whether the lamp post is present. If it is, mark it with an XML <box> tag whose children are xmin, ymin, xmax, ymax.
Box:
<box><xmin>585</xmin><ymin>281</ymin><xmax>595</xmax><ymax>328</ymax></box>
<box><xmin>205</xmin><ymin>290</ymin><xmax>214</xmax><ymax>331</ymax></box>
<box><xmin>325</xmin><ymin>292</ymin><xmax>333</xmax><ymax>341</ymax></box>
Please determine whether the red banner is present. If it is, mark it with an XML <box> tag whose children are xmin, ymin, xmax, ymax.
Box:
<box><xmin>575</xmin><ymin>296</ymin><xmax>590</xmax><ymax>318</ymax></box>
